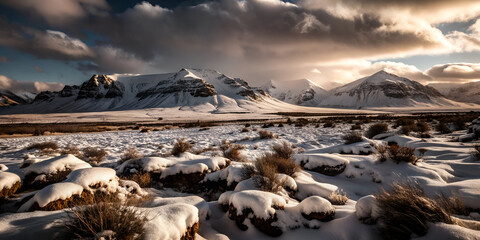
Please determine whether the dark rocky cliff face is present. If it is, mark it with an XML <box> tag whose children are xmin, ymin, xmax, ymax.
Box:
<box><xmin>34</xmin><ymin>91</ymin><xmax>56</xmax><ymax>102</ymax></box>
<box><xmin>60</xmin><ymin>85</ymin><xmax>80</xmax><ymax>97</ymax></box>
<box><xmin>137</xmin><ymin>78</ymin><xmax>217</xmax><ymax>99</ymax></box>
<box><xmin>77</xmin><ymin>75</ymin><xmax>123</xmax><ymax>100</ymax></box>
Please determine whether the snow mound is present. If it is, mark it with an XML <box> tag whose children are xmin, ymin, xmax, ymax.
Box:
<box><xmin>296</xmin><ymin>196</ymin><xmax>334</xmax><ymax>215</ymax></box>
<box><xmin>0</xmin><ymin>164</ymin><xmax>8</xmax><ymax>172</ymax></box>
<box><xmin>18</xmin><ymin>182</ymin><xmax>84</xmax><ymax>211</ymax></box>
<box><xmin>219</xmin><ymin>190</ymin><xmax>286</xmax><ymax>219</ymax></box>
<box><xmin>0</xmin><ymin>172</ymin><xmax>21</xmax><ymax>191</ymax></box>
<box><xmin>203</xmin><ymin>162</ymin><xmax>250</xmax><ymax>186</ymax></box>
<box><xmin>295</xmin><ymin>153</ymin><xmax>350</xmax><ymax>169</ymax></box>
<box><xmin>66</xmin><ymin>167</ymin><xmax>118</xmax><ymax>192</ymax></box>
<box><xmin>149</xmin><ymin>196</ymin><xmax>210</xmax><ymax>220</ymax></box>
<box><xmin>24</xmin><ymin>154</ymin><xmax>91</xmax><ymax>176</ymax></box>
<box><xmin>142</xmin><ymin>203</ymin><xmax>199</xmax><ymax>240</ymax></box>
<box><xmin>117</xmin><ymin>157</ymin><xmax>174</xmax><ymax>174</ymax></box>
<box><xmin>294</xmin><ymin>171</ymin><xmax>338</xmax><ymax>199</ymax></box>
<box><xmin>355</xmin><ymin>195</ymin><xmax>380</xmax><ymax>222</ymax></box>
<box><xmin>160</xmin><ymin>156</ymin><xmax>229</xmax><ymax>178</ymax></box>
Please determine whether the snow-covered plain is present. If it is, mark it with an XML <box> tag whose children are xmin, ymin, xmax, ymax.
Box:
<box><xmin>0</xmin><ymin>121</ymin><xmax>480</xmax><ymax>239</ymax></box>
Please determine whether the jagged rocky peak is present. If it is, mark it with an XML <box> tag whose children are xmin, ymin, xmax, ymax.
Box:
<box><xmin>60</xmin><ymin>85</ymin><xmax>80</xmax><ymax>97</ymax></box>
<box><xmin>77</xmin><ymin>74</ymin><xmax>123</xmax><ymax>100</ymax></box>
<box><xmin>262</xmin><ymin>78</ymin><xmax>327</xmax><ymax>106</ymax></box>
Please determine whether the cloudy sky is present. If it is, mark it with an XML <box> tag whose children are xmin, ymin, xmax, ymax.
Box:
<box><xmin>1</xmin><ymin>0</ymin><xmax>480</xmax><ymax>92</ymax></box>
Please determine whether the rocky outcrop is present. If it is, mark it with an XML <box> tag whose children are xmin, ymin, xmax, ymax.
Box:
<box><xmin>77</xmin><ymin>75</ymin><xmax>123</xmax><ymax>100</ymax></box>
<box><xmin>33</xmin><ymin>91</ymin><xmax>56</xmax><ymax>102</ymax></box>
<box><xmin>60</xmin><ymin>85</ymin><xmax>80</xmax><ymax>97</ymax></box>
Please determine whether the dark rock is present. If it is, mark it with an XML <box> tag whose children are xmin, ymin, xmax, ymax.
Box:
<box><xmin>60</xmin><ymin>85</ymin><xmax>80</xmax><ymax>97</ymax></box>
<box><xmin>77</xmin><ymin>75</ymin><xmax>123</xmax><ymax>100</ymax></box>
<box><xmin>33</xmin><ymin>91</ymin><xmax>56</xmax><ymax>102</ymax></box>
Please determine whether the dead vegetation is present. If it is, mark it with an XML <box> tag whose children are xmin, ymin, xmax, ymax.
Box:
<box><xmin>328</xmin><ymin>189</ymin><xmax>349</xmax><ymax>205</ymax></box>
<box><xmin>82</xmin><ymin>147</ymin><xmax>108</xmax><ymax>165</ymax></box>
<box><xmin>342</xmin><ymin>131</ymin><xmax>363</xmax><ymax>144</ymax></box>
<box><xmin>60</xmin><ymin>145</ymin><xmax>83</xmax><ymax>159</ymax></box>
<box><xmin>171</xmin><ymin>139</ymin><xmax>192</xmax><ymax>156</ymax></box>
<box><xmin>471</xmin><ymin>144</ymin><xmax>480</xmax><ymax>161</ymax></box>
<box><xmin>323</xmin><ymin>120</ymin><xmax>336</xmax><ymax>128</ymax></box>
<box><xmin>258</xmin><ymin>130</ymin><xmax>275</xmax><ymax>139</ymax></box>
<box><xmin>65</xmin><ymin>198</ymin><xmax>146</xmax><ymax>240</ymax></box>
<box><xmin>220</xmin><ymin>140</ymin><xmax>246</xmax><ymax>162</ymax></box>
<box><xmin>121</xmin><ymin>147</ymin><xmax>143</xmax><ymax>163</ymax></box>
<box><xmin>375</xmin><ymin>144</ymin><xmax>417</xmax><ymax>164</ymax></box>
<box><xmin>0</xmin><ymin>181</ymin><xmax>21</xmax><ymax>199</ymax></box>
<box><xmin>366</xmin><ymin>123</ymin><xmax>389</xmax><ymax>138</ymax></box>
<box><xmin>375</xmin><ymin>182</ymin><xmax>476</xmax><ymax>240</ymax></box>
<box><xmin>26</xmin><ymin>141</ymin><xmax>59</xmax><ymax>151</ymax></box>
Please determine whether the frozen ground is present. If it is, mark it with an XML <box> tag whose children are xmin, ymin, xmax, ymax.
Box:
<box><xmin>0</xmin><ymin>121</ymin><xmax>480</xmax><ymax>239</ymax></box>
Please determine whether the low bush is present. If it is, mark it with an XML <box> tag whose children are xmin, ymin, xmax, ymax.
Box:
<box><xmin>66</xmin><ymin>200</ymin><xmax>146</xmax><ymax>240</ymax></box>
<box><xmin>82</xmin><ymin>147</ymin><xmax>108</xmax><ymax>165</ymax></box>
<box><xmin>323</xmin><ymin>120</ymin><xmax>336</xmax><ymax>128</ymax></box>
<box><xmin>366</xmin><ymin>123</ymin><xmax>389</xmax><ymax>138</ymax></box>
<box><xmin>121</xmin><ymin>147</ymin><xmax>142</xmax><ymax>163</ymax></box>
<box><xmin>220</xmin><ymin>140</ymin><xmax>246</xmax><ymax>162</ymax></box>
<box><xmin>328</xmin><ymin>189</ymin><xmax>349</xmax><ymax>205</ymax></box>
<box><xmin>60</xmin><ymin>145</ymin><xmax>83</xmax><ymax>159</ymax></box>
<box><xmin>171</xmin><ymin>139</ymin><xmax>192</xmax><ymax>156</ymax></box>
<box><xmin>241</xmin><ymin>127</ymin><xmax>250</xmax><ymax>132</ymax></box>
<box><xmin>416</xmin><ymin>121</ymin><xmax>430</xmax><ymax>133</ymax></box>
<box><xmin>351</xmin><ymin>124</ymin><xmax>362</xmax><ymax>130</ymax></box>
<box><xmin>342</xmin><ymin>131</ymin><xmax>363</xmax><ymax>144</ymax></box>
<box><xmin>376</xmin><ymin>182</ymin><xmax>454</xmax><ymax>240</ymax></box>
<box><xmin>436</xmin><ymin>122</ymin><xmax>452</xmax><ymax>134</ymax></box>
<box><xmin>271</xmin><ymin>141</ymin><xmax>295</xmax><ymax>159</ymax></box>
<box><xmin>471</xmin><ymin>144</ymin><xmax>480</xmax><ymax>161</ymax></box>
<box><xmin>256</xmin><ymin>152</ymin><xmax>300</xmax><ymax>177</ymax></box>
<box><xmin>376</xmin><ymin>144</ymin><xmax>417</xmax><ymax>164</ymax></box>
<box><xmin>26</xmin><ymin>141</ymin><xmax>59</xmax><ymax>151</ymax></box>
<box><xmin>258</xmin><ymin>130</ymin><xmax>275</xmax><ymax>139</ymax></box>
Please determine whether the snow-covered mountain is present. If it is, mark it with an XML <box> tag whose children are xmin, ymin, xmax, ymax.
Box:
<box><xmin>429</xmin><ymin>82</ymin><xmax>480</xmax><ymax>104</ymax></box>
<box><xmin>320</xmin><ymin>70</ymin><xmax>461</xmax><ymax>108</ymax></box>
<box><xmin>0</xmin><ymin>90</ymin><xmax>36</xmax><ymax>107</ymax></box>
<box><xmin>262</xmin><ymin>79</ymin><xmax>328</xmax><ymax>106</ymax></box>
<box><xmin>0</xmin><ymin>68</ymin><xmax>299</xmax><ymax>114</ymax></box>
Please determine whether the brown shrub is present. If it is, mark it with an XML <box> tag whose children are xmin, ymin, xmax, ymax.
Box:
<box><xmin>171</xmin><ymin>139</ymin><xmax>192</xmax><ymax>156</ymax></box>
<box><xmin>375</xmin><ymin>144</ymin><xmax>389</xmax><ymax>162</ymax></box>
<box><xmin>395</xmin><ymin>118</ymin><xmax>414</xmax><ymax>127</ymax></box>
<box><xmin>259</xmin><ymin>130</ymin><xmax>275</xmax><ymax>139</ymax></box>
<box><xmin>241</xmin><ymin>127</ymin><xmax>250</xmax><ymax>132</ymax></box>
<box><xmin>60</xmin><ymin>145</ymin><xmax>83</xmax><ymax>159</ymax></box>
<box><xmin>342</xmin><ymin>131</ymin><xmax>363</xmax><ymax>144</ymax></box>
<box><xmin>328</xmin><ymin>189</ymin><xmax>349</xmax><ymax>205</ymax></box>
<box><xmin>256</xmin><ymin>153</ymin><xmax>300</xmax><ymax>177</ymax></box>
<box><xmin>83</xmin><ymin>147</ymin><xmax>108</xmax><ymax>165</ymax></box>
<box><xmin>471</xmin><ymin>144</ymin><xmax>480</xmax><ymax>161</ymax></box>
<box><xmin>121</xmin><ymin>147</ymin><xmax>142</xmax><ymax>163</ymax></box>
<box><xmin>272</xmin><ymin>142</ymin><xmax>295</xmax><ymax>159</ymax></box>
<box><xmin>366</xmin><ymin>123</ymin><xmax>389</xmax><ymax>138</ymax></box>
<box><xmin>220</xmin><ymin>141</ymin><xmax>246</xmax><ymax>162</ymax></box>
<box><xmin>376</xmin><ymin>182</ymin><xmax>454</xmax><ymax>240</ymax></box>
<box><xmin>323</xmin><ymin>120</ymin><xmax>336</xmax><ymax>128</ymax></box>
<box><xmin>351</xmin><ymin>124</ymin><xmax>362</xmax><ymax>130</ymax></box>
<box><xmin>121</xmin><ymin>172</ymin><xmax>152</xmax><ymax>188</ymax></box>
<box><xmin>416</xmin><ymin>121</ymin><xmax>430</xmax><ymax>133</ymax></box>
<box><xmin>436</xmin><ymin>122</ymin><xmax>452</xmax><ymax>134</ymax></box>
<box><xmin>65</xmin><ymin>200</ymin><xmax>146</xmax><ymax>240</ymax></box>
<box><xmin>0</xmin><ymin>181</ymin><xmax>21</xmax><ymax>199</ymax></box>
<box><xmin>26</xmin><ymin>141</ymin><xmax>59</xmax><ymax>151</ymax></box>
<box><xmin>388</xmin><ymin>145</ymin><xmax>417</xmax><ymax>164</ymax></box>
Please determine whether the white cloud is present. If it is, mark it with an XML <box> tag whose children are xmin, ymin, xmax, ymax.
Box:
<box><xmin>0</xmin><ymin>75</ymin><xmax>64</xmax><ymax>93</ymax></box>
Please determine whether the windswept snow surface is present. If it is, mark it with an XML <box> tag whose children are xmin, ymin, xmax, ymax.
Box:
<box><xmin>1</xmin><ymin>121</ymin><xmax>480</xmax><ymax>239</ymax></box>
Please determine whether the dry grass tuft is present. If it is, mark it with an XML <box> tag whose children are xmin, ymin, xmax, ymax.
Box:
<box><xmin>26</xmin><ymin>141</ymin><xmax>59</xmax><ymax>151</ymax></box>
<box><xmin>121</xmin><ymin>147</ymin><xmax>142</xmax><ymax>163</ymax></box>
<box><xmin>65</xmin><ymin>199</ymin><xmax>146</xmax><ymax>240</ymax></box>
<box><xmin>60</xmin><ymin>145</ymin><xmax>83</xmax><ymax>159</ymax></box>
<box><xmin>323</xmin><ymin>120</ymin><xmax>336</xmax><ymax>128</ymax></box>
<box><xmin>328</xmin><ymin>189</ymin><xmax>349</xmax><ymax>205</ymax></box>
<box><xmin>82</xmin><ymin>147</ymin><xmax>108</xmax><ymax>165</ymax></box>
<box><xmin>366</xmin><ymin>123</ymin><xmax>389</xmax><ymax>138</ymax></box>
<box><xmin>220</xmin><ymin>140</ymin><xmax>246</xmax><ymax>162</ymax></box>
<box><xmin>258</xmin><ymin>130</ymin><xmax>275</xmax><ymax>139</ymax></box>
<box><xmin>241</xmin><ymin>127</ymin><xmax>250</xmax><ymax>132</ymax></box>
<box><xmin>375</xmin><ymin>182</ymin><xmax>454</xmax><ymax>240</ymax></box>
<box><xmin>342</xmin><ymin>131</ymin><xmax>363</xmax><ymax>144</ymax></box>
<box><xmin>272</xmin><ymin>141</ymin><xmax>295</xmax><ymax>159</ymax></box>
<box><xmin>436</xmin><ymin>122</ymin><xmax>452</xmax><ymax>134</ymax></box>
<box><xmin>0</xmin><ymin>181</ymin><xmax>21</xmax><ymax>199</ymax></box>
<box><xmin>256</xmin><ymin>152</ymin><xmax>300</xmax><ymax>178</ymax></box>
<box><xmin>171</xmin><ymin>138</ymin><xmax>192</xmax><ymax>156</ymax></box>
<box><xmin>375</xmin><ymin>144</ymin><xmax>417</xmax><ymax>164</ymax></box>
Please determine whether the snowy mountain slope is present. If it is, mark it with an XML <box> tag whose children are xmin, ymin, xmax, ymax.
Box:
<box><xmin>0</xmin><ymin>68</ymin><xmax>304</xmax><ymax>114</ymax></box>
<box><xmin>430</xmin><ymin>82</ymin><xmax>480</xmax><ymax>104</ymax></box>
<box><xmin>0</xmin><ymin>90</ymin><xmax>36</xmax><ymax>107</ymax></box>
<box><xmin>262</xmin><ymin>79</ymin><xmax>328</xmax><ymax>106</ymax></box>
<box><xmin>320</xmin><ymin>70</ymin><xmax>464</xmax><ymax>108</ymax></box>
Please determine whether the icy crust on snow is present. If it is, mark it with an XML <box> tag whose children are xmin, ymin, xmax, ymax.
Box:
<box><xmin>0</xmin><ymin>172</ymin><xmax>20</xmax><ymax>190</ymax></box>
<box><xmin>295</xmin><ymin>153</ymin><xmax>350</xmax><ymax>168</ymax></box>
<box><xmin>66</xmin><ymin>167</ymin><xmax>118</xmax><ymax>192</ymax></box>
<box><xmin>203</xmin><ymin>162</ymin><xmax>250</xmax><ymax>186</ymax></box>
<box><xmin>24</xmin><ymin>154</ymin><xmax>91</xmax><ymax>176</ymax></box>
<box><xmin>142</xmin><ymin>203</ymin><xmax>199</xmax><ymax>240</ymax></box>
<box><xmin>117</xmin><ymin>157</ymin><xmax>174</xmax><ymax>174</ymax></box>
<box><xmin>415</xmin><ymin>222</ymin><xmax>480</xmax><ymax>240</ymax></box>
<box><xmin>296</xmin><ymin>196</ymin><xmax>334</xmax><ymax>215</ymax></box>
<box><xmin>355</xmin><ymin>195</ymin><xmax>380</xmax><ymax>221</ymax></box>
<box><xmin>148</xmin><ymin>196</ymin><xmax>210</xmax><ymax>220</ymax></box>
<box><xmin>219</xmin><ymin>190</ymin><xmax>286</xmax><ymax>219</ymax></box>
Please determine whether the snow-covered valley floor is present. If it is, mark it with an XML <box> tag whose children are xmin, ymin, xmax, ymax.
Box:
<box><xmin>0</xmin><ymin>120</ymin><xmax>480</xmax><ymax>239</ymax></box>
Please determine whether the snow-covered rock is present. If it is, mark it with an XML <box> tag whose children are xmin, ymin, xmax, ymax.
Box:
<box><xmin>0</xmin><ymin>172</ymin><xmax>21</xmax><ymax>197</ymax></box>
<box><xmin>262</xmin><ymin>78</ymin><xmax>327</xmax><ymax>106</ymax></box>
